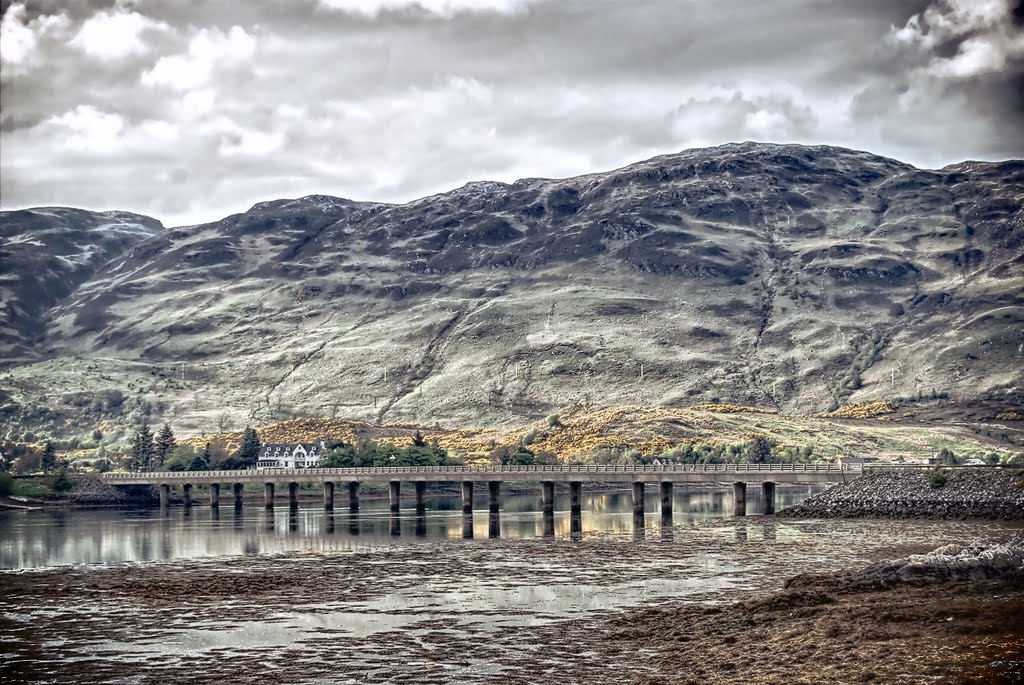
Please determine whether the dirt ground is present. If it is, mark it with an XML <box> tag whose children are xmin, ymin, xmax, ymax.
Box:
<box><xmin>600</xmin><ymin>579</ymin><xmax>1024</xmax><ymax>684</ymax></box>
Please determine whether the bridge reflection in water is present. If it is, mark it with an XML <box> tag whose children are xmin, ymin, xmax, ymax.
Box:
<box><xmin>103</xmin><ymin>464</ymin><xmax>860</xmax><ymax>539</ymax></box>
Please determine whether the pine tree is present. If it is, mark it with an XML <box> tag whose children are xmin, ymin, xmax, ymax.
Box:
<box><xmin>41</xmin><ymin>441</ymin><xmax>57</xmax><ymax>473</ymax></box>
<box><xmin>191</xmin><ymin>443</ymin><xmax>212</xmax><ymax>471</ymax></box>
<box><xmin>154</xmin><ymin>424</ymin><xmax>176</xmax><ymax>469</ymax></box>
<box><xmin>234</xmin><ymin>427</ymin><xmax>261</xmax><ymax>468</ymax></box>
<box><xmin>132</xmin><ymin>421</ymin><xmax>155</xmax><ymax>471</ymax></box>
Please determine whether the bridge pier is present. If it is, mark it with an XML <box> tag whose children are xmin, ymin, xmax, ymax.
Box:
<box><xmin>488</xmin><ymin>481</ymin><xmax>500</xmax><ymax>515</ymax></box>
<box><xmin>389</xmin><ymin>481</ymin><xmax>401</xmax><ymax>513</ymax></box>
<box><xmin>209</xmin><ymin>483</ymin><xmax>220</xmax><ymax>508</ymax></box>
<box><xmin>182</xmin><ymin>483</ymin><xmax>193</xmax><ymax>508</ymax></box>
<box><xmin>233</xmin><ymin>483</ymin><xmax>244</xmax><ymax>510</ymax></box>
<box><xmin>633</xmin><ymin>482</ymin><xmax>645</xmax><ymax>532</ymax></box>
<box><xmin>349</xmin><ymin>510</ymin><xmax>360</xmax><ymax>536</ymax></box>
<box><xmin>570</xmin><ymin>481</ymin><xmax>582</xmax><ymax>539</ymax></box>
<box><xmin>390</xmin><ymin>511</ymin><xmax>401</xmax><ymax>536</ymax></box>
<box><xmin>660</xmin><ymin>482</ymin><xmax>673</xmax><ymax>524</ymax></box>
<box><xmin>159</xmin><ymin>484</ymin><xmax>169</xmax><ymax>509</ymax></box>
<box><xmin>762</xmin><ymin>481</ymin><xmax>776</xmax><ymax>515</ymax></box>
<box><xmin>569</xmin><ymin>481</ymin><xmax>582</xmax><ymax>514</ymax></box>
<box><xmin>463</xmin><ymin>511</ymin><xmax>474</xmax><ymax>539</ymax></box>
<box><xmin>489</xmin><ymin>511</ymin><xmax>501</xmax><ymax>538</ymax></box>
<box><xmin>348</xmin><ymin>481</ymin><xmax>360</xmax><ymax>511</ymax></box>
<box><xmin>733</xmin><ymin>482</ymin><xmax>747</xmax><ymax>517</ymax></box>
<box><xmin>323</xmin><ymin>482</ymin><xmax>334</xmax><ymax>511</ymax></box>
<box><xmin>542</xmin><ymin>481</ymin><xmax>555</xmax><ymax>537</ymax></box>
<box><xmin>415</xmin><ymin>481</ymin><xmax>427</xmax><ymax>514</ymax></box>
<box><xmin>415</xmin><ymin>511</ymin><xmax>427</xmax><ymax>538</ymax></box>
<box><xmin>264</xmin><ymin>483</ymin><xmax>275</xmax><ymax>509</ymax></box>
<box><xmin>462</xmin><ymin>481</ymin><xmax>473</xmax><ymax>515</ymax></box>
<box><xmin>542</xmin><ymin>481</ymin><xmax>555</xmax><ymax>514</ymax></box>
<box><xmin>288</xmin><ymin>482</ymin><xmax>299</xmax><ymax>511</ymax></box>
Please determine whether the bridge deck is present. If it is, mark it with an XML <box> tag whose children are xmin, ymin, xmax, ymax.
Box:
<box><xmin>103</xmin><ymin>463</ymin><xmax>863</xmax><ymax>486</ymax></box>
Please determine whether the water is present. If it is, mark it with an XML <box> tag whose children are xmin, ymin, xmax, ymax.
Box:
<box><xmin>0</xmin><ymin>485</ymin><xmax>817</xmax><ymax>568</ymax></box>
<box><xmin>2</xmin><ymin>485</ymin><xmax>1020</xmax><ymax>684</ymax></box>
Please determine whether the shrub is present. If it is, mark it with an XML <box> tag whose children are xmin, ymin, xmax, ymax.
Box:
<box><xmin>0</xmin><ymin>472</ymin><xmax>12</xmax><ymax>497</ymax></box>
<box><xmin>928</xmin><ymin>468</ymin><xmax>948</xmax><ymax>489</ymax></box>
<box><xmin>546</xmin><ymin>414</ymin><xmax>563</xmax><ymax>429</ymax></box>
<box><xmin>52</xmin><ymin>470</ymin><xmax>72</xmax><ymax>492</ymax></box>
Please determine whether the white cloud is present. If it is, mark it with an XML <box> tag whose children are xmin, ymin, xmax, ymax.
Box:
<box><xmin>317</xmin><ymin>0</ymin><xmax>536</xmax><ymax>17</ymax></box>
<box><xmin>0</xmin><ymin>3</ymin><xmax>70</xmax><ymax>75</ymax></box>
<box><xmin>889</xmin><ymin>0</ymin><xmax>1024</xmax><ymax>79</ymax></box>
<box><xmin>669</xmin><ymin>91</ymin><xmax>818</xmax><ymax>147</ymax></box>
<box><xmin>218</xmin><ymin>128</ymin><xmax>285</xmax><ymax>157</ymax></box>
<box><xmin>142</xmin><ymin>25</ymin><xmax>256</xmax><ymax>91</ymax></box>
<box><xmin>890</xmin><ymin>0</ymin><xmax>1008</xmax><ymax>49</ymax></box>
<box><xmin>70</xmin><ymin>9</ymin><xmax>168</xmax><ymax>60</ymax></box>
<box><xmin>48</xmin><ymin>106</ymin><xmax>125</xmax><ymax>153</ymax></box>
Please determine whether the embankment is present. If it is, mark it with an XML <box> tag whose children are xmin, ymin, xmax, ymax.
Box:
<box><xmin>778</xmin><ymin>467</ymin><xmax>1024</xmax><ymax>520</ymax></box>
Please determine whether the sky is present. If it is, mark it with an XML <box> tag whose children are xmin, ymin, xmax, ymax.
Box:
<box><xmin>1</xmin><ymin>0</ymin><xmax>1022</xmax><ymax>227</ymax></box>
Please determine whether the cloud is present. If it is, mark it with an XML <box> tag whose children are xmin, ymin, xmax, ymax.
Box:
<box><xmin>0</xmin><ymin>2</ymin><xmax>69</xmax><ymax>74</ymax></box>
<box><xmin>142</xmin><ymin>25</ymin><xmax>256</xmax><ymax>91</ymax></box>
<box><xmin>316</xmin><ymin>0</ymin><xmax>536</xmax><ymax>17</ymax></box>
<box><xmin>669</xmin><ymin>91</ymin><xmax>818</xmax><ymax>148</ymax></box>
<box><xmin>889</xmin><ymin>0</ymin><xmax>1024</xmax><ymax>79</ymax></box>
<box><xmin>47</xmin><ymin>105</ymin><xmax>125</xmax><ymax>152</ymax></box>
<box><xmin>1</xmin><ymin>0</ymin><xmax>1021</xmax><ymax>227</ymax></box>
<box><xmin>69</xmin><ymin>7</ymin><xmax>169</xmax><ymax>60</ymax></box>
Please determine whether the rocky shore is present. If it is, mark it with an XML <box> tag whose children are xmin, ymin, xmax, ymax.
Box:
<box><xmin>609</xmin><ymin>536</ymin><xmax>1024</xmax><ymax>684</ymax></box>
<box><xmin>778</xmin><ymin>467</ymin><xmax>1024</xmax><ymax>520</ymax></box>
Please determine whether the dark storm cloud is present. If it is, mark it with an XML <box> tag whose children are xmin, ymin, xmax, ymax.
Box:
<box><xmin>1</xmin><ymin>0</ymin><xmax>1021</xmax><ymax>226</ymax></box>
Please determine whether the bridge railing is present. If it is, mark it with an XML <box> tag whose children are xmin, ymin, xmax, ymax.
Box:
<box><xmin>101</xmin><ymin>462</ymin><xmax>865</xmax><ymax>481</ymax></box>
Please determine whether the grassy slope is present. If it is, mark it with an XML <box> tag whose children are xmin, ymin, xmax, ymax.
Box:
<box><xmin>154</xmin><ymin>401</ymin><xmax>1022</xmax><ymax>464</ymax></box>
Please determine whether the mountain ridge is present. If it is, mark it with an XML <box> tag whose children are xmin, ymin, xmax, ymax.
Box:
<box><xmin>0</xmin><ymin>142</ymin><xmax>1022</xmax><ymax>443</ymax></box>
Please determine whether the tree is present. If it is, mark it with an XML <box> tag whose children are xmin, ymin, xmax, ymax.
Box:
<box><xmin>411</xmin><ymin>430</ymin><xmax>427</xmax><ymax>447</ymax></box>
<box><xmin>233</xmin><ymin>427</ymin><xmax>261</xmax><ymax>468</ymax></box>
<box><xmin>190</xmin><ymin>443</ymin><xmax>212</xmax><ymax>471</ymax></box>
<box><xmin>131</xmin><ymin>421</ymin><xmax>155</xmax><ymax>471</ymax></box>
<box><xmin>744</xmin><ymin>434</ymin><xmax>774</xmax><ymax>464</ymax></box>
<box><xmin>936</xmin><ymin>447</ymin><xmax>957</xmax><ymax>465</ymax></box>
<box><xmin>154</xmin><ymin>424</ymin><xmax>176</xmax><ymax>469</ymax></box>
<box><xmin>41</xmin><ymin>441</ymin><xmax>57</xmax><ymax>473</ymax></box>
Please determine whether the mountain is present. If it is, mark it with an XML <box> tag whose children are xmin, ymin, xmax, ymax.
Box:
<box><xmin>0</xmin><ymin>208</ymin><xmax>163</xmax><ymax>361</ymax></box>
<box><xmin>1</xmin><ymin>142</ymin><xmax>1022</xmax><ymax>442</ymax></box>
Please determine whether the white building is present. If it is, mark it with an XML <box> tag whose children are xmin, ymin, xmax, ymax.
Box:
<box><xmin>256</xmin><ymin>442</ymin><xmax>325</xmax><ymax>469</ymax></box>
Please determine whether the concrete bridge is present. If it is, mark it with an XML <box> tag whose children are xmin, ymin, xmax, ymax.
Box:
<box><xmin>102</xmin><ymin>463</ymin><xmax>862</xmax><ymax>524</ymax></box>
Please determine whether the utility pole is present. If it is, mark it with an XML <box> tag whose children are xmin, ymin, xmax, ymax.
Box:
<box><xmin>640</xmin><ymin>364</ymin><xmax>644</xmax><ymax>381</ymax></box>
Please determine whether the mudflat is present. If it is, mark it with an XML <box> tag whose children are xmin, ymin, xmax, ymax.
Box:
<box><xmin>1</xmin><ymin>520</ymin><xmax>1020</xmax><ymax>684</ymax></box>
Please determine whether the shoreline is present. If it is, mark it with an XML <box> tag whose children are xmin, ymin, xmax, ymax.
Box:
<box><xmin>777</xmin><ymin>467</ymin><xmax>1024</xmax><ymax>520</ymax></box>
<box><xmin>2</xmin><ymin>520</ymin><xmax>1021</xmax><ymax>684</ymax></box>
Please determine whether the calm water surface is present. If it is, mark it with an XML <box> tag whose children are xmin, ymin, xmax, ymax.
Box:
<box><xmin>0</xmin><ymin>485</ymin><xmax>817</xmax><ymax>568</ymax></box>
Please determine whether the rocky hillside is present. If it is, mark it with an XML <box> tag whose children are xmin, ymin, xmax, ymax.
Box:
<box><xmin>0</xmin><ymin>143</ymin><xmax>1022</xmax><ymax>439</ymax></box>
<box><xmin>0</xmin><ymin>208</ymin><xmax>163</xmax><ymax>362</ymax></box>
